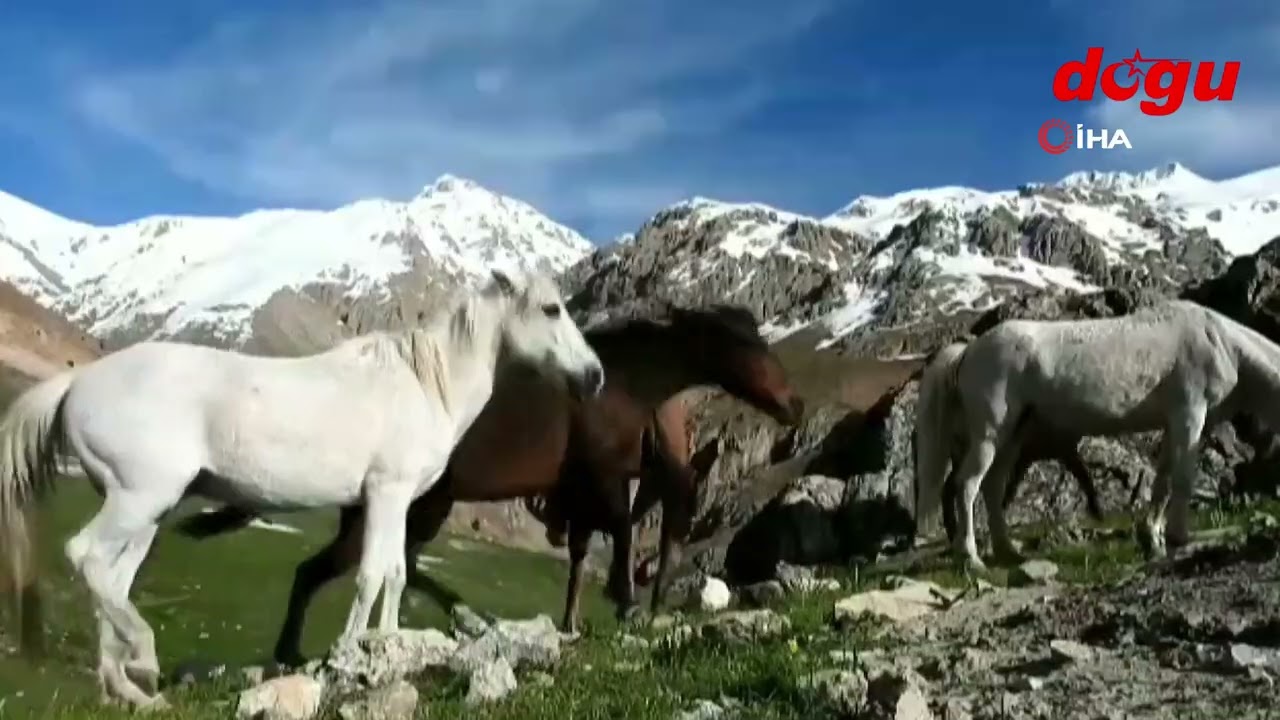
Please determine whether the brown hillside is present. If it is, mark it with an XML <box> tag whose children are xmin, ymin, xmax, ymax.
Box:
<box><xmin>0</xmin><ymin>281</ymin><xmax>102</xmax><ymax>396</ymax></box>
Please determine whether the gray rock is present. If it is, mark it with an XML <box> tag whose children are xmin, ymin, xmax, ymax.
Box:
<box><xmin>236</xmin><ymin>674</ymin><xmax>325</xmax><ymax>720</ymax></box>
<box><xmin>337</xmin><ymin>681</ymin><xmax>418</xmax><ymax>720</ymax></box>
<box><xmin>865</xmin><ymin>670</ymin><xmax>934</xmax><ymax>720</ymax></box>
<box><xmin>675</xmin><ymin>699</ymin><xmax>730</xmax><ymax>720</ymax></box>
<box><xmin>324</xmin><ymin>629</ymin><xmax>457</xmax><ymax>689</ymax></box>
<box><xmin>699</xmin><ymin>609</ymin><xmax>791</xmax><ymax>644</ymax></box>
<box><xmin>1009</xmin><ymin>560</ymin><xmax>1060</xmax><ymax>587</ymax></box>
<box><xmin>1048</xmin><ymin>639</ymin><xmax>1095</xmax><ymax>664</ymax></box>
<box><xmin>465</xmin><ymin>657</ymin><xmax>518</xmax><ymax>705</ymax></box>
<box><xmin>451</xmin><ymin>614</ymin><xmax>562</xmax><ymax>674</ymax></box>
<box><xmin>451</xmin><ymin>604</ymin><xmax>491</xmax><ymax>639</ymax></box>
<box><xmin>802</xmin><ymin>668</ymin><xmax>868</xmax><ymax>716</ymax></box>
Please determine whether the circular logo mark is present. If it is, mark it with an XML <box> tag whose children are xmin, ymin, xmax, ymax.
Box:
<box><xmin>1038</xmin><ymin>119</ymin><xmax>1073</xmax><ymax>154</ymax></box>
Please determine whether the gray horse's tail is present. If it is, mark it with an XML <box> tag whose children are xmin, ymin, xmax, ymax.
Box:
<box><xmin>913</xmin><ymin>342</ymin><xmax>968</xmax><ymax>540</ymax></box>
<box><xmin>0</xmin><ymin>369</ymin><xmax>77</xmax><ymax>655</ymax></box>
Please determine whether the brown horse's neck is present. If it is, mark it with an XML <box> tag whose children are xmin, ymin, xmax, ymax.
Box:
<box><xmin>589</xmin><ymin>327</ymin><xmax>706</xmax><ymax>409</ymax></box>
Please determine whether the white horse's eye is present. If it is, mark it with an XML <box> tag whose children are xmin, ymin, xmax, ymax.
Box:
<box><xmin>541</xmin><ymin>303</ymin><xmax>561</xmax><ymax>318</ymax></box>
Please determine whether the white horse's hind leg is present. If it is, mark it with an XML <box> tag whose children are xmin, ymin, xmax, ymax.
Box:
<box><xmin>66</xmin><ymin>494</ymin><xmax>168</xmax><ymax>708</ymax></box>
<box><xmin>338</xmin><ymin>483</ymin><xmax>414</xmax><ymax>645</ymax></box>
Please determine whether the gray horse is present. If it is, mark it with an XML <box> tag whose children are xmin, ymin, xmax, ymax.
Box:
<box><xmin>915</xmin><ymin>300</ymin><xmax>1280</xmax><ymax>570</ymax></box>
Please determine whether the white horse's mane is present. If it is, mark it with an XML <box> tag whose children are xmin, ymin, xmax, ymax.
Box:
<box><xmin>326</xmin><ymin>271</ymin><xmax>563</xmax><ymax>414</ymax></box>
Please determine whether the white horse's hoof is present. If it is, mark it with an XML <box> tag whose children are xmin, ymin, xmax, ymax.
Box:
<box><xmin>137</xmin><ymin>693</ymin><xmax>170</xmax><ymax>713</ymax></box>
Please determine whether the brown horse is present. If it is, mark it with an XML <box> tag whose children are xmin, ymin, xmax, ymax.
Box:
<box><xmin>178</xmin><ymin>305</ymin><xmax>803</xmax><ymax>665</ymax></box>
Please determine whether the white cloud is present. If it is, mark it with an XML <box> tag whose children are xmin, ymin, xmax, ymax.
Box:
<box><xmin>66</xmin><ymin>0</ymin><xmax>835</xmax><ymax>233</ymax></box>
<box><xmin>1087</xmin><ymin>98</ymin><xmax>1280</xmax><ymax>169</ymax></box>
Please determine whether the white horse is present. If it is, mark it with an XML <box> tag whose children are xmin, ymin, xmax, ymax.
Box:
<box><xmin>0</xmin><ymin>269</ymin><xmax>603</xmax><ymax>709</ymax></box>
<box><xmin>915</xmin><ymin>299</ymin><xmax>1280</xmax><ymax>570</ymax></box>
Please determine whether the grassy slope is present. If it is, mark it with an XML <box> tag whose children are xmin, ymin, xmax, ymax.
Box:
<box><xmin>0</xmin><ymin>477</ymin><xmax>615</xmax><ymax>716</ymax></box>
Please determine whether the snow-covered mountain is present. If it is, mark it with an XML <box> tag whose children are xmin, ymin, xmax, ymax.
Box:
<box><xmin>0</xmin><ymin>175</ymin><xmax>591</xmax><ymax>347</ymax></box>
<box><xmin>569</xmin><ymin>162</ymin><xmax>1280</xmax><ymax>352</ymax></box>
<box><xmin>2</xmin><ymin>162</ymin><xmax>1279</xmax><ymax>354</ymax></box>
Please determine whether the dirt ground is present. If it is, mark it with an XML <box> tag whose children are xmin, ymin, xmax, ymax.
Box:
<box><xmin>873</xmin><ymin>527</ymin><xmax>1280</xmax><ymax>720</ymax></box>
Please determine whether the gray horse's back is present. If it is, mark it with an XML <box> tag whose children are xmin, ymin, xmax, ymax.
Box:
<box><xmin>961</xmin><ymin>300</ymin><xmax>1224</xmax><ymax>434</ymax></box>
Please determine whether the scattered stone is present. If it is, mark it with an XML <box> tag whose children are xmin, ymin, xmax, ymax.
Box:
<box><xmin>740</xmin><ymin>580</ymin><xmax>787</xmax><ymax>607</ymax></box>
<box><xmin>657</xmin><ymin>624</ymin><xmax>698</xmax><ymax>650</ymax></box>
<box><xmin>451</xmin><ymin>604</ymin><xmax>490</xmax><ymax>639</ymax></box>
<box><xmin>240</xmin><ymin>666</ymin><xmax>266</xmax><ymax>687</ymax></box>
<box><xmin>865</xmin><ymin>670</ymin><xmax>933</xmax><ymax>720</ymax></box>
<box><xmin>237</xmin><ymin>674</ymin><xmax>325</xmax><ymax>720</ymax></box>
<box><xmin>1011</xmin><ymin>676</ymin><xmax>1045</xmax><ymax>692</ymax></box>
<box><xmin>528</xmin><ymin>671</ymin><xmax>556</xmax><ymax>688</ymax></box>
<box><xmin>833</xmin><ymin>578</ymin><xmax>947</xmax><ymax>627</ymax></box>
<box><xmin>336</xmin><ymin>680</ymin><xmax>418</xmax><ymax>720</ymax></box>
<box><xmin>699</xmin><ymin>609</ymin><xmax>791</xmax><ymax>644</ymax></box>
<box><xmin>649</xmin><ymin>614</ymin><xmax>680</xmax><ymax>631</ymax></box>
<box><xmin>1009</xmin><ymin>560</ymin><xmax>1060</xmax><ymax>587</ymax></box>
<box><xmin>451</xmin><ymin>614</ymin><xmax>562</xmax><ymax>675</ymax></box>
<box><xmin>938</xmin><ymin>697</ymin><xmax>973</xmax><ymax>720</ymax></box>
<box><xmin>801</xmin><ymin>668</ymin><xmax>868</xmax><ymax>716</ymax></box>
<box><xmin>1048</xmin><ymin>639</ymin><xmax>1095</xmax><ymax>664</ymax></box>
<box><xmin>618</xmin><ymin>633</ymin><xmax>652</xmax><ymax>651</ymax></box>
<box><xmin>465</xmin><ymin>657</ymin><xmax>518</xmax><ymax>705</ymax></box>
<box><xmin>325</xmin><ymin>629</ymin><xmax>457</xmax><ymax>688</ymax></box>
<box><xmin>955</xmin><ymin>647</ymin><xmax>992</xmax><ymax>674</ymax></box>
<box><xmin>699</xmin><ymin>577</ymin><xmax>733</xmax><ymax>612</ymax></box>
<box><xmin>1226</xmin><ymin>643</ymin><xmax>1280</xmax><ymax>672</ymax></box>
<box><xmin>675</xmin><ymin>699</ymin><xmax>728</xmax><ymax>720</ymax></box>
<box><xmin>828</xmin><ymin>649</ymin><xmax>858</xmax><ymax>664</ymax></box>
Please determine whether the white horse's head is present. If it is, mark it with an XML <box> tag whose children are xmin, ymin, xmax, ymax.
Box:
<box><xmin>487</xmin><ymin>269</ymin><xmax>605</xmax><ymax>398</ymax></box>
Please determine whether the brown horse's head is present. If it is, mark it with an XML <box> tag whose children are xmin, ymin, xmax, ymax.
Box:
<box><xmin>667</xmin><ymin>305</ymin><xmax>804</xmax><ymax>426</ymax></box>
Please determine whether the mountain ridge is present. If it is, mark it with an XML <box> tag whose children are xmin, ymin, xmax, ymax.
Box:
<box><xmin>1</xmin><ymin>162</ymin><xmax>1278</xmax><ymax>353</ymax></box>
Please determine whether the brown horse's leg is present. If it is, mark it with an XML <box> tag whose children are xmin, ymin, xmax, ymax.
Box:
<box><xmin>18</xmin><ymin>581</ymin><xmax>44</xmax><ymax>658</ymax></box>
<box><xmin>605</xmin><ymin>496</ymin><xmax>638</xmax><ymax>619</ymax></box>
<box><xmin>273</xmin><ymin>506</ymin><xmax>363</xmax><ymax>666</ymax></box>
<box><xmin>561</xmin><ymin>523</ymin><xmax>593</xmax><ymax>634</ymax></box>
<box><xmin>648</xmin><ymin>464</ymin><xmax>696</xmax><ymax>614</ymax></box>
<box><xmin>1001</xmin><ymin>454</ymin><xmax>1034</xmax><ymax>513</ymax></box>
<box><xmin>1061</xmin><ymin>448</ymin><xmax>1104</xmax><ymax>522</ymax></box>
<box><xmin>403</xmin><ymin>491</ymin><xmax>462</xmax><ymax>610</ymax></box>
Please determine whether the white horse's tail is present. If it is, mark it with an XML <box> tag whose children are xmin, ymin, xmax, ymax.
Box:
<box><xmin>0</xmin><ymin>370</ymin><xmax>76</xmax><ymax>654</ymax></box>
<box><xmin>913</xmin><ymin>342</ymin><xmax>967</xmax><ymax>540</ymax></box>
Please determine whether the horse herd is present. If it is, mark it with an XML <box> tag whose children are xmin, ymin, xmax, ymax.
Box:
<box><xmin>0</xmin><ymin>269</ymin><xmax>1275</xmax><ymax>709</ymax></box>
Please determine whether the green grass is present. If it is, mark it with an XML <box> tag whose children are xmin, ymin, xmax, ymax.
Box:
<box><xmin>0</xmin><ymin>481</ymin><xmax>613</xmax><ymax>717</ymax></box>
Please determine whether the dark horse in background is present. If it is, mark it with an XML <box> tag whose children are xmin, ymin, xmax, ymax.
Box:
<box><xmin>179</xmin><ymin>305</ymin><xmax>804</xmax><ymax>665</ymax></box>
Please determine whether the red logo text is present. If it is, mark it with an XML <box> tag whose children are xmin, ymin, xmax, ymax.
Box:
<box><xmin>1052</xmin><ymin>48</ymin><xmax>1241</xmax><ymax>117</ymax></box>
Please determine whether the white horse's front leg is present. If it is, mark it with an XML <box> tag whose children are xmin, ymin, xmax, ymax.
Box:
<box><xmin>338</xmin><ymin>483</ymin><xmax>414</xmax><ymax>645</ymax></box>
<box><xmin>379</xmin><ymin>470</ymin><xmax>443</xmax><ymax>631</ymax></box>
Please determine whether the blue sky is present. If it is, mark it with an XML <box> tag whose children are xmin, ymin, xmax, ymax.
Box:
<box><xmin>0</xmin><ymin>0</ymin><xmax>1277</xmax><ymax>242</ymax></box>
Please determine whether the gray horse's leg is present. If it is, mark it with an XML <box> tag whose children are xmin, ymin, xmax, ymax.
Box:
<box><xmin>1140</xmin><ymin>402</ymin><xmax>1206</xmax><ymax>558</ymax></box>
<box><xmin>982</xmin><ymin>426</ymin><xmax>1029</xmax><ymax>564</ymax></box>
<box><xmin>1165</xmin><ymin>407</ymin><xmax>1206</xmax><ymax>550</ymax></box>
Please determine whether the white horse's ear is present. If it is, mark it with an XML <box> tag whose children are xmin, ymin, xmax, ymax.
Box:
<box><xmin>491</xmin><ymin>270</ymin><xmax>516</xmax><ymax>297</ymax></box>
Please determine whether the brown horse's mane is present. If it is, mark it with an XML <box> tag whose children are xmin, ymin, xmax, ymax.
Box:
<box><xmin>584</xmin><ymin>304</ymin><xmax>767</xmax><ymax>351</ymax></box>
